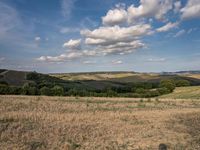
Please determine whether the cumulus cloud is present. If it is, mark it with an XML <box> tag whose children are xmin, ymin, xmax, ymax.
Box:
<box><xmin>102</xmin><ymin>0</ymin><xmax>174</xmax><ymax>25</ymax></box>
<box><xmin>63</xmin><ymin>39</ymin><xmax>81</xmax><ymax>49</ymax></box>
<box><xmin>81</xmin><ymin>24</ymin><xmax>151</xmax><ymax>45</ymax></box>
<box><xmin>80</xmin><ymin>24</ymin><xmax>150</xmax><ymax>55</ymax></box>
<box><xmin>127</xmin><ymin>0</ymin><xmax>173</xmax><ymax>23</ymax></box>
<box><xmin>38</xmin><ymin>0</ymin><xmax>199</xmax><ymax>63</ymax></box>
<box><xmin>156</xmin><ymin>22</ymin><xmax>179</xmax><ymax>32</ymax></box>
<box><xmin>181</xmin><ymin>0</ymin><xmax>200</xmax><ymax>20</ymax></box>
<box><xmin>174</xmin><ymin>29</ymin><xmax>186</xmax><ymax>37</ymax></box>
<box><xmin>102</xmin><ymin>5</ymin><xmax>127</xmax><ymax>26</ymax></box>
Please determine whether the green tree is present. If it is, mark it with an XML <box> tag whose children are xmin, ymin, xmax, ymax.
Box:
<box><xmin>175</xmin><ymin>80</ymin><xmax>190</xmax><ymax>87</ymax></box>
<box><xmin>157</xmin><ymin>87</ymin><xmax>170</xmax><ymax>95</ymax></box>
<box><xmin>21</xmin><ymin>82</ymin><xmax>38</xmax><ymax>95</ymax></box>
<box><xmin>159</xmin><ymin>79</ymin><xmax>175</xmax><ymax>92</ymax></box>
<box><xmin>51</xmin><ymin>85</ymin><xmax>64</xmax><ymax>96</ymax></box>
<box><xmin>40</xmin><ymin>86</ymin><xmax>51</xmax><ymax>96</ymax></box>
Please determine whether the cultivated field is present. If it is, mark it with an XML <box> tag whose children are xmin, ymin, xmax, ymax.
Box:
<box><xmin>1</xmin><ymin>96</ymin><xmax>200</xmax><ymax>150</ymax></box>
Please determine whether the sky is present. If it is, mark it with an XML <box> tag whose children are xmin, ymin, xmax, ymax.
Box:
<box><xmin>0</xmin><ymin>0</ymin><xmax>200</xmax><ymax>73</ymax></box>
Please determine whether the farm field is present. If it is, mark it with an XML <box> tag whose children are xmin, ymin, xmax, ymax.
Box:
<box><xmin>1</xmin><ymin>95</ymin><xmax>200</xmax><ymax>150</ymax></box>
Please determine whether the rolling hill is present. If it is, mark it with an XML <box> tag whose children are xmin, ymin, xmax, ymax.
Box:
<box><xmin>1</xmin><ymin>69</ymin><xmax>200</xmax><ymax>90</ymax></box>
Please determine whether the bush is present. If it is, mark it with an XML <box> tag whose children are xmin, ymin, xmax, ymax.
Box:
<box><xmin>51</xmin><ymin>85</ymin><xmax>64</xmax><ymax>96</ymax></box>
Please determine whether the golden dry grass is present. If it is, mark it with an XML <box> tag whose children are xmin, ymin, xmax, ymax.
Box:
<box><xmin>160</xmin><ymin>86</ymin><xmax>200</xmax><ymax>99</ymax></box>
<box><xmin>0</xmin><ymin>95</ymin><xmax>200</xmax><ymax>150</ymax></box>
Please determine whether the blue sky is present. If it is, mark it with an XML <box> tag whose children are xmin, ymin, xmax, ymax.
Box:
<box><xmin>0</xmin><ymin>0</ymin><xmax>200</xmax><ymax>73</ymax></box>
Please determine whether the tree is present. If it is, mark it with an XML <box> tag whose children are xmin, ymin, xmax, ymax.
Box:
<box><xmin>21</xmin><ymin>82</ymin><xmax>38</xmax><ymax>95</ymax></box>
<box><xmin>51</xmin><ymin>85</ymin><xmax>64</xmax><ymax>96</ymax></box>
<box><xmin>135</xmin><ymin>88</ymin><xmax>145</xmax><ymax>94</ymax></box>
<box><xmin>157</xmin><ymin>87</ymin><xmax>170</xmax><ymax>95</ymax></box>
<box><xmin>40</xmin><ymin>86</ymin><xmax>51</xmax><ymax>96</ymax></box>
<box><xmin>175</xmin><ymin>80</ymin><xmax>190</xmax><ymax>87</ymax></box>
<box><xmin>159</xmin><ymin>79</ymin><xmax>175</xmax><ymax>92</ymax></box>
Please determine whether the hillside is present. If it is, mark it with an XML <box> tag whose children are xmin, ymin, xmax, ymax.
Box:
<box><xmin>159</xmin><ymin>86</ymin><xmax>200</xmax><ymax>99</ymax></box>
<box><xmin>0</xmin><ymin>70</ymin><xmax>28</xmax><ymax>86</ymax></box>
<box><xmin>1</xmin><ymin>69</ymin><xmax>200</xmax><ymax>87</ymax></box>
<box><xmin>51</xmin><ymin>71</ymin><xmax>200</xmax><ymax>85</ymax></box>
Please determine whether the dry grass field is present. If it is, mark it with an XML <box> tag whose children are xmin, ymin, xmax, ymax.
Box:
<box><xmin>160</xmin><ymin>86</ymin><xmax>200</xmax><ymax>99</ymax></box>
<box><xmin>1</xmin><ymin>96</ymin><xmax>200</xmax><ymax>150</ymax></box>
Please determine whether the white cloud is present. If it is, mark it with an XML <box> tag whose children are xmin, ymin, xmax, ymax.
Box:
<box><xmin>63</xmin><ymin>39</ymin><xmax>81</xmax><ymax>49</ymax></box>
<box><xmin>181</xmin><ymin>0</ymin><xmax>200</xmax><ymax>20</ymax></box>
<box><xmin>174</xmin><ymin>1</ymin><xmax>181</xmax><ymax>13</ymax></box>
<box><xmin>102</xmin><ymin>6</ymin><xmax>127</xmax><ymax>26</ymax></box>
<box><xmin>81</xmin><ymin>24</ymin><xmax>151</xmax><ymax>45</ymax></box>
<box><xmin>61</xmin><ymin>0</ymin><xmax>76</xmax><ymax>18</ymax></box>
<box><xmin>112</xmin><ymin>60</ymin><xmax>123</xmax><ymax>64</ymax></box>
<box><xmin>174</xmin><ymin>29</ymin><xmax>186</xmax><ymax>37</ymax></box>
<box><xmin>60</xmin><ymin>27</ymin><xmax>80</xmax><ymax>34</ymax></box>
<box><xmin>80</xmin><ymin>24</ymin><xmax>150</xmax><ymax>56</ymax></box>
<box><xmin>127</xmin><ymin>0</ymin><xmax>173</xmax><ymax>23</ymax></box>
<box><xmin>35</xmin><ymin>36</ymin><xmax>41</xmax><ymax>42</ymax></box>
<box><xmin>37</xmin><ymin>51</ymin><xmax>83</xmax><ymax>62</ymax></box>
<box><xmin>156</xmin><ymin>22</ymin><xmax>179</xmax><ymax>32</ymax></box>
<box><xmin>147</xmin><ymin>58</ymin><xmax>166</xmax><ymax>62</ymax></box>
<box><xmin>83</xmin><ymin>61</ymin><xmax>96</xmax><ymax>64</ymax></box>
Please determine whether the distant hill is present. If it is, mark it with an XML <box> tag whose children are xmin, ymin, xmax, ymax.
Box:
<box><xmin>0</xmin><ymin>70</ymin><xmax>29</xmax><ymax>86</ymax></box>
<box><xmin>51</xmin><ymin>71</ymin><xmax>200</xmax><ymax>86</ymax></box>
<box><xmin>1</xmin><ymin>69</ymin><xmax>200</xmax><ymax>89</ymax></box>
